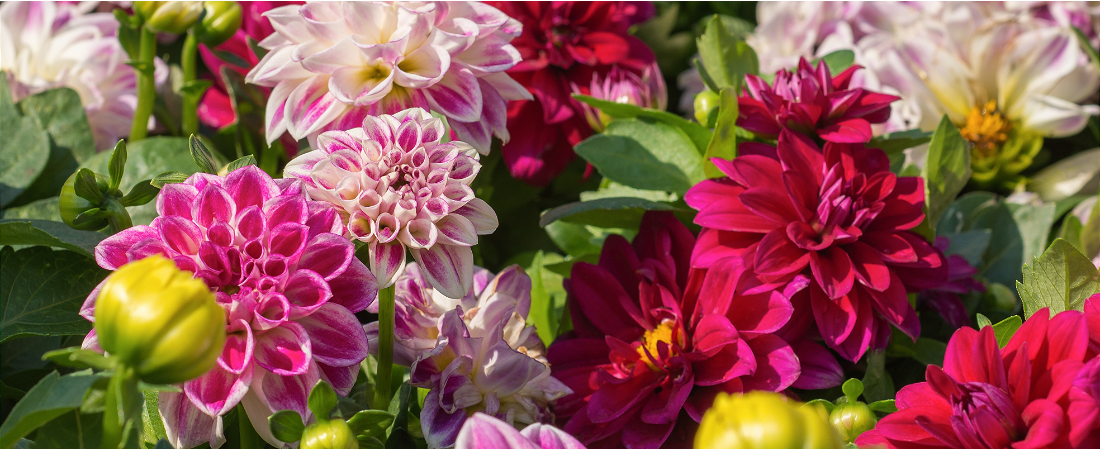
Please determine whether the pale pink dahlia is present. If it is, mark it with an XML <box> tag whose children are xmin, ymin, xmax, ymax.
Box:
<box><xmin>81</xmin><ymin>166</ymin><xmax>378</xmax><ymax>448</ymax></box>
<box><xmin>245</xmin><ymin>1</ymin><xmax>531</xmax><ymax>153</ymax></box>
<box><xmin>284</xmin><ymin>107</ymin><xmax>498</xmax><ymax>298</ymax></box>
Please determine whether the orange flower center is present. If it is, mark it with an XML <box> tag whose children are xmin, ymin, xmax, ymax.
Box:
<box><xmin>637</xmin><ymin>320</ymin><xmax>682</xmax><ymax>369</ymax></box>
<box><xmin>960</xmin><ymin>101</ymin><xmax>1011</xmax><ymax>159</ymax></box>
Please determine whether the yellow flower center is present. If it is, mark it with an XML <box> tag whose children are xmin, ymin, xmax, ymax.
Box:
<box><xmin>960</xmin><ymin>101</ymin><xmax>1012</xmax><ymax>159</ymax></box>
<box><xmin>637</xmin><ymin>320</ymin><xmax>681</xmax><ymax>368</ymax></box>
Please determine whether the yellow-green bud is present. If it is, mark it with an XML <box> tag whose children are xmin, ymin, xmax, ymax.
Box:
<box><xmin>136</xmin><ymin>1</ymin><xmax>204</xmax><ymax>34</ymax></box>
<box><xmin>95</xmin><ymin>255</ymin><xmax>226</xmax><ymax>385</ymax></box>
<box><xmin>59</xmin><ymin>171</ymin><xmax>111</xmax><ymax>230</ymax></box>
<box><xmin>300</xmin><ymin>419</ymin><xmax>359</xmax><ymax>449</ymax></box>
<box><xmin>694</xmin><ymin>392</ymin><xmax>844</xmax><ymax>449</ymax></box>
<box><xmin>196</xmin><ymin>1</ymin><xmax>242</xmax><ymax>46</ymax></box>
<box><xmin>694</xmin><ymin>90</ymin><xmax>720</xmax><ymax>127</ymax></box>
<box><xmin>829</xmin><ymin>399</ymin><xmax>878</xmax><ymax>443</ymax></box>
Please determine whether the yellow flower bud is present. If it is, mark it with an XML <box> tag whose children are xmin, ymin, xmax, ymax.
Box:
<box><xmin>136</xmin><ymin>1</ymin><xmax>204</xmax><ymax>35</ymax></box>
<box><xmin>95</xmin><ymin>255</ymin><xmax>226</xmax><ymax>385</ymax></box>
<box><xmin>829</xmin><ymin>400</ymin><xmax>878</xmax><ymax>443</ymax></box>
<box><xmin>694</xmin><ymin>392</ymin><xmax>844</xmax><ymax>449</ymax></box>
<box><xmin>694</xmin><ymin>90</ymin><xmax>720</xmax><ymax>127</ymax></box>
<box><xmin>300</xmin><ymin>419</ymin><xmax>359</xmax><ymax>449</ymax></box>
<box><xmin>196</xmin><ymin>1</ymin><xmax>242</xmax><ymax>46</ymax></box>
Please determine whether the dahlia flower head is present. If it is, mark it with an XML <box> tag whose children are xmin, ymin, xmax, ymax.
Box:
<box><xmin>857</xmin><ymin>294</ymin><xmax>1100</xmax><ymax>449</ymax></box>
<box><xmin>82</xmin><ymin>166</ymin><xmax>378</xmax><ymax>449</ymax></box>
<box><xmin>0</xmin><ymin>1</ymin><xmax>165</xmax><ymax>150</ymax></box>
<box><xmin>284</xmin><ymin>107</ymin><xmax>498</xmax><ymax>298</ymax></box>
<box><xmin>456</xmin><ymin>413</ymin><xmax>586</xmax><ymax>449</ymax></box>
<box><xmin>740</xmin><ymin>58</ymin><xmax>899</xmax><ymax>144</ymax></box>
<box><xmin>687</xmin><ymin>130</ymin><xmax>948</xmax><ymax>363</ymax></box>
<box><xmin>576</xmin><ymin>63</ymin><xmax>667</xmax><ymax>133</ymax></box>
<box><xmin>245</xmin><ymin>1</ymin><xmax>531</xmax><ymax>154</ymax></box>
<box><xmin>401</xmin><ymin>263</ymin><xmax>571</xmax><ymax>448</ymax></box>
<box><xmin>549</xmin><ymin>212</ymin><xmax>809</xmax><ymax>448</ymax></box>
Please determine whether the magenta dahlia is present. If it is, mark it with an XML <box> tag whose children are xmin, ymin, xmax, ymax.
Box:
<box><xmin>686</xmin><ymin>129</ymin><xmax>947</xmax><ymax>363</ymax></box>
<box><xmin>81</xmin><ymin>166</ymin><xmax>377</xmax><ymax>448</ymax></box>
<box><xmin>856</xmin><ymin>294</ymin><xmax>1100</xmax><ymax>449</ymax></box>
<box><xmin>740</xmin><ymin>58</ymin><xmax>898</xmax><ymax>144</ymax></box>
<box><xmin>548</xmin><ymin>212</ymin><xmax>802</xmax><ymax>448</ymax></box>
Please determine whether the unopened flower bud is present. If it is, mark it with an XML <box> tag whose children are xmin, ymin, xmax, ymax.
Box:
<box><xmin>695</xmin><ymin>392</ymin><xmax>844</xmax><ymax>449</ymax></box>
<box><xmin>95</xmin><ymin>255</ymin><xmax>226</xmax><ymax>385</ymax></box>
<box><xmin>300</xmin><ymin>419</ymin><xmax>359</xmax><ymax>449</ymax></box>
<box><xmin>59</xmin><ymin>171</ymin><xmax>112</xmax><ymax>230</ymax></box>
<box><xmin>136</xmin><ymin>1</ymin><xmax>203</xmax><ymax>35</ymax></box>
<box><xmin>829</xmin><ymin>399</ymin><xmax>878</xmax><ymax>443</ymax></box>
<box><xmin>195</xmin><ymin>1</ymin><xmax>242</xmax><ymax>46</ymax></box>
<box><xmin>694</xmin><ymin>90</ymin><xmax>720</xmax><ymax>127</ymax></box>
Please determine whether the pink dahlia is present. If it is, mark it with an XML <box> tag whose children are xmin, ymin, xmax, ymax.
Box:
<box><xmin>549</xmin><ymin>212</ymin><xmax>802</xmax><ymax>448</ymax></box>
<box><xmin>686</xmin><ymin>129</ymin><xmax>947</xmax><ymax>363</ymax></box>
<box><xmin>283</xmin><ymin>107</ymin><xmax>498</xmax><ymax>297</ymax></box>
<box><xmin>740</xmin><ymin>58</ymin><xmax>898</xmax><ymax>144</ymax></box>
<box><xmin>81</xmin><ymin>166</ymin><xmax>378</xmax><ymax>448</ymax></box>
<box><xmin>577</xmin><ymin>63</ymin><xmax>667</xmax><ymax>133</ymax></box>
<box><xmin>456</xmin><ymin>412</ymin><xmax>586</xmax><ymax>449</ymax></box>
<box><xmin>245</xmin><ymin>1</ymin><xmax>530</xmax><ymax>153</ymax></box>
<box><xmin>856</xmin><ymin>295</ymin><xmax>1100</xmax><ymax>449</ymax></box>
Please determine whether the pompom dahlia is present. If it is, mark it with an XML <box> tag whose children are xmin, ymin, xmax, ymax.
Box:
<box><xmin>549</xmin><ymin>212</ymin><xmax>802</xmax><ymax>448</ymax></box>
<box><xmin>857</xmin><ymin>295</ymin><xmax>1100</xmax><ymax>449</ymax></box>
<box><xmin>740</xmin><ymin>58</ymin><xmax>898</xmax><ymax>144</ymax></box>
<box><xmin>686</xmin><ymin>129</ymin><xmax>947</xmax><ymax>363</ymax></box>
<box><xmin>486</xmin><ymin>1</ymin><xmax>662</xmax><ymax>186</ymax></box>
<box><xmin>245</xmin><ymin>1</ymin><xmax>530</xmax><ymax>153</ymax></box>
<box><xmin>82</xmin><ymin>166</ymin><xmax>378</xmax><ymax>448</ymax></box>
<box><xmin>284</xmin><ymin>107</ymin><xmax>498</xmax><ymax>298</ymax></box>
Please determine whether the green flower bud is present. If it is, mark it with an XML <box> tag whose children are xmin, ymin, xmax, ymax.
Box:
<box><xmin>695</xmin><ymin>392</ymin><xmax>844</xmax><ymax>449</ymax></box>
<box><xmin>137</xmin><ymin>1</ymin><xmax>204</xmax><ymax>35</ymax></box>
<box><xmin>95</xmin><ymin>255</ymin><xmax>226</xmax><ymax>385</ymax></box>
<box><xmin>694</xmin><ymin>90</ymin><xmax>720</xmax><ymax>127</ymax></box>
<box><xmin>829</xmin><ymin>399</ymin><xmax>878</xmax><ymax>443</ymax></box>
<box><xmin>196</xmin><ymin>1</ymin><xmax>242</xmax><ymax>46</ymax></box>
<box><xmin>300</xmin><ymin>419</ymin><xmax>359</xmax><ymax>449</ymax></box>
<box><xmin>59</xmin><ymin>171</ymin><xmax>112</xmax><ymax>230</ymax></box>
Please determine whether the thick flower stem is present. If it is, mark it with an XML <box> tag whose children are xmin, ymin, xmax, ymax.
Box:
<box><xmin>181</xmin><ymin>29</ymin><xmax>200</xmax><ymax>137</ymax></box>
<box><xmin>374</xmin><ymin>283</ymin><xmax>397</xmax><ymax>409</ymax></box>
<box><xmin>128</xmin><ymin>28</ymin><xmax>157</xmax><ymax>142</ymax></box>
<box><xmin>102</xmin><ymin>365</ymin><xmax>137</xmax><ymax>449</ymax></box>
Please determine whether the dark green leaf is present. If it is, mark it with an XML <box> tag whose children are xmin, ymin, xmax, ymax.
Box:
<box><xmin>544</xmin><ymin>222</ymin><xmax>603</xmax><ymax>257</ymax></box>
<box><xmin>247</xmin><ymin>37</ymin><xmax>268</xmax><ymax>61</ymax></box>
<box><xmin>226</xmin><ymin>155</ymin><xmax>257</xmax><ymax>173</ymax></box>
<box><xmin>703</xmin><ymin>87</ymin><xmax>738</xmax><ymax>178</ymax></box>
<box><xmin>31</xmin><ymin>410</ymin><xmax>102</xmax><ymax>449</ymax></box>
<box><xmin>867</xmin><ymin>400</ymin><xmax>897</xmax><ymax>413</ymax></box>
<box><xmin>188</xmin><ymin>135</ymin><xmax>217</xmax><ymax>174</ymax></box>
<box><xmin>696</xmin><ymin>15</ymin><xmax>758</xmax><ymax>92</ymax></box>
<box><xmin>842</xmin><ymin>379</ymin><xmax>864</xmax><ymax>402</ymax></box>
<box><xmin>0</xmin><ymin>78</ymin><xmax>50</xmax><ymax>207</ymax></box>
<box><xmin>0</xmin><ymin>370</ymin><xmax>106</xmax><ymax>448</ymax></box>
<box><xmin>0</xmin><ymin>220</ymin><xmax>105</xmax><ymax>257</ymax></box>
<box><xmin>346</xmin><ymin>410</ymin><xmax>395</xmax><ymax>438</ymax></box>
<box><xmin>358</xmin><ymin>436</ymin><xmax>385</xmax><ymax>449</ymax></box>
<box><xmin>74</xmin><ymin>169</ymin><xmax>105</xmax><ymax>204</ymax></box>
<box><xmin>860</xmin><ymin>351</ymin><xmax>894</xmax><ymax>403</ymax></box>
<box><xmin>574</xmin><ymin>119</ymin><xmax>705</xmax><ymax>195</ymax></box>
<box><xmin>9</xmin><ymin>86</ymin><xmax>97</xmax><ymax>208</ymax></box>
<box><xmin>869</xmin><ymin>129</ymin><xmax>933</xmax><ymax>155</ymax></box>
<box><xmin>107</xmin><ymin>141</ymin><xmax>127</xmax><ymax>192</ymax></box>
<box><xmin>41</xmin><ymin>348</ymin><xmax>114</xmax><ymax>371</ymax></box>
<box><xmin>112</xmin><ymin>10</ymin><xmax>141</xmax><ymax>59</ymax></box>
<box><xmin>942</xmin><ymin>229</ymin><xmax>992</xmax><ymax>268</ymax></box>
<box><xmin>571</xmin><ymin>95</ymin><xmax>711</xmax><ymax>152</ymax></box>
<box><xmin>984</xmin><ymin>315</ymin><xmax>1022</xmax><ymax>347</ymax></box>
<box><xmin>922</xmin><ymin>116</ymin><xmax>972</xmax><ymax>228</ymax></box>
<box><xmin>307</xmin><ymin>381</ymin><xmax>338</xmax><ymax>420</ymax></box>
<box><xmin>268</xmin><ymin>410</ymin><xmax>305</xmax><ymax>444</ymax></box>
<box><xmin>0</xmin><ymin>246</ymin><xmax>108</xmax><ymax>342</ymax></box>
<box><xmin>539</xmin><ymin>197</ymin><xmax>677</xmax><ymax>228</ymax></box>
<box><xmin>120</xmin><ymin>180</ymin><xmax>159</xmax><ymax>207</ymax></box>
<box><xmin>0</xmin><ymin>198</ymin><xmax>62</xmax><ymax>222</ymax></box>
<box><xmin>973</xmin><ymin>202</ymin><xmax>1056</xmax><ymax>288</ymax></box>
<box><xmin>150</xmin><ymin>172</ymin><xmax>189</xmax><ymax>188</ymax></box>
<box><xmin>1017</xmin><ymin>239</ymin><xmax>1100</xmax><ymax>318</ymax></box>
<box><xmin>542</xmin><ymin>254</ymin><xmax>600</xmax><ymax>278</ymax></box>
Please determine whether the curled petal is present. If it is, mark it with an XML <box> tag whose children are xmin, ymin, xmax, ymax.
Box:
<box><xmin>412</xmin><ymin>244</ymin><xmax>473</xmax><ymax>299</ymax></box>
<box><xmin>254</xmin><ymin>322</ymin><xmax>312</xmax><ymax>376</ymax></box>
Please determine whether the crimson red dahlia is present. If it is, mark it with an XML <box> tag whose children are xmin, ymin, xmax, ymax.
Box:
<box><xmin>686</xmin><ymin>129</ymin><xmax>947</xmax><ymax>363</ymax></box>
<box><xmin>857</xmin><ymin>294</ymin><xmax>1100</xmax><ymax>448</ymax></box>
<box><xmin>548</xmin><ymin>212</ymin><xmax>802</xmax><ymax>448</ymax></box>
<box><xmin>486</xmin><ymin>1</ymin><xmax>658</xmax><ymax>186</ymax></box>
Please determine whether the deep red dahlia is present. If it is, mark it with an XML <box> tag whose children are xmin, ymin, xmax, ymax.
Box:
<box><xmin>857</xmin><ymin>295</ymin><xmax>1100</xmax><ymax>449</ymax></box>
<box><xmin>548</xmin><ymin>212</ymin><xmax>803</xmax><ymax>448</ymax></box>
<box><xmin>919</xmin><ymin>237</ymin><xmax>986</xmax><ymax>329</ymax></box>
<box><xmin>686</xmin><ymin>129</ymin><xmax>947</xmax><ymax>363</ymax></box>
<box><xmin>487</xmin><ymin>1</ymin><xmax>658</xmax><ymax>186</ymax></box>
<box><xmin>739</xmin><ymin>58</ymin><xmax>898</xmax><ymax>144</ymax></box>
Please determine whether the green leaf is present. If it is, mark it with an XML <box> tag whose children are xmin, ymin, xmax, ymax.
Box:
<box><xmin>816</xmin><ymin>50</ymin><xmax>855</xmax><ymax>74</ymax></box>
<box><xmin>0</xmin><ymin>79</ymin><xmax>50</xmax><ymax>207</ymax></box>
<box><xmin>539</xmin><ymin>197</ymin><xmax>678</xmax><ymax>228</ymax></box>
<box><xmin>120</xmin><ymin>181</ymin><xmax>159</xmax><ymax>207</ymax></box>
<box><xmin>571</xmin><ymin>95</ymin><xmax>712</xmax><ymax>152</ymax></box>
<box><xmin>544</xmin><ymin>222</ymin><xmax>603</xmax><ymax>257</ymax></box>
<box><xmin>842</xmin><ymin>379</ymin><xmax>864</xmax><ymax>402</ymax></box>
<box><xmin>869</xmin><ymin>129</ymin><xmax>933</xmax><ymax>155</ymax></box>
<box><xmin>32</xmin><ymin>409</ymin><xmax>103</xmax><ymax>449</ymax></box>
<box><xmin>80</xmin><ymin>137</ymin><xmax>198</xmax><ymax>225</ymax></box>
<box><xmin>307</xmin><ymin>381</ymin><xmax>338</xmax><ymax>420</ymax></box>
<box><xmin>0</xmin><ymin>246</ymin><xmax>108</xmax><ymax>342</ymax></box>
<box><xmin>992</xmin><ymin>315</ymin><xmax>1022</xmax><ymax>347</ymax></box>
<box><xmin>107</xmin><ymin>141</ymin><xmax>127</xmax><ymax>192</ymax></box>
<box><xmin>41</xmin><ymin>348</ymin><xmax>114</xmax><ymax>371</ymax></box>
<box><xmin>942</xmin><ymin>229</ymin><xmax>992</xmax><ymax>268</ymax></box>
<box><xmin>696</xmin><ymin>15</ymin><xmax>758</xmax><ymax>93</ymax></box>
<box><xmin>867</xmin><ymin>400</ymin><xmax>897</xmax><ymax>414</ymax></box>
<box><xmin>861</xmin><ymin>351</ymin><xmax>895</xmax><ymax>403</ymax></box>
<box><xmin>226</xmin><ymin>155</ymin><xmax>257</xmax><ymax>173</ymax></box>
<box><xmin>803</xmin><ymin>399</ymin><xmax>836</xmax><ymax>414</ymax></box>
<box><xmin>346</xmin><ymin>410</ymin><xmax>395</xmax><ymax>438</ymax></box>
<box><xmin>149</xmin><ymin>172</ymin><xmax>189</xmax><ymax>188</ymax></box>
<box><xmin>1</xmin><ymin>198</ymin><xmax>62</xmax><ymax>222</ymax></box>
<box><xmin>9</xmin><ymin>86</ymin><xmax>98</xmax><ymax>208</ymax></box>
<box><xmin>188</xmin><ymin>135</ymin><xmax>217</xmax><ymax>174</ymax></box>
<box><xmin>1017</xmin><ymin>238</ymin><xmax>1100</xmax><ymax>318</ymax></box>
<box><xmin>578</xmin><ymin>181</ymin><xmax>676</xmax><ymax>203</ymax></box>
<box><xmin>574</xmin><ymin>119</ymin><xmax>705</xmax><ymax>195</ymax></box>
<box><xmin>922</xmin><ymin>116</ymin><xmax>972</xmax><ymax>228</ymax></box>
<box><xmin>0</xmin><ymin>220</ymin><xmax>105</xmax><ymax>257</ymax></box>
<box><xmin>74</xmin><ymin>169</ymin><xmax>105</xmax><ymax>205</ymax></box>
<box><xmin>0</xmin><ymin>370</ymin><xmax>106</xmax><ymax>448</ymax></box>
<box><xmin>526</xmin><ymin>251</ymin><xmax>568</xmax><ymax>346</ymax></box>
<box><xmin>976</xmin><ymin>313</ymin><xmax>992</xmax><ymax>329</ymax></box>
<box><xmin>268</xmin><ymin>410</ymin><xmax>305</xmax><ymax>444</ymax></box>
<box><xmin>973</xmin><ymin>201</ymin><xmax>1056</xmax><ymax>288</ymax></box>
<box><xmin>703</xmin><ymin>87</ymin><xmax>738</xmax><ymax>178</ymax></box>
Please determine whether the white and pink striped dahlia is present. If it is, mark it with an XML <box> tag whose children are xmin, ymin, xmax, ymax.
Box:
<box><xmin>245</xmin><ymin>1</ymin><xmax>531</xmax><ymax>154</ymax></box>
<box><xmin>81</xmin><ymin>166</ymin><xmax>378</xmax><ymax>448</ymax></box>
<box><xmin>284</xmin><ymin>107</ymin><xmax>498</xmax><ymax>298</ymax></box>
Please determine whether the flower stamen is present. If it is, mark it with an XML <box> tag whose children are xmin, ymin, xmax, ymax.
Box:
<box><xmin>960</xmin><ymin>101</ymin><xmax>1011</xmax><ymax>158</ymax></box>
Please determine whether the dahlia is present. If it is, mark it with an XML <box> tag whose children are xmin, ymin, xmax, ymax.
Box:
<box><xmin>485</xmin><ymin>1</ymin><xmax>662</xmax><ymax>186</ymax></box>
<box><xmin>918</xmin><ymin>237</ymin><xmax>986</xmax><ymax>329</ymax></box>
<box><xmin>686</xmin><ymin>129</ymin><xmax>947</xmax><ymax>363</ymax></box>
<box><xmin>456</xmin><ymin>413</ymin><xmax>586</xmax><ymax>449</ymax></box>
<box><xmin>549</xmin><ymin>212</ymin><xmax>801</xmax><ymax>448</ymax></box>
<box><xmin>283</xmin><ymin>107</ymin><xmax>498</xmax><ymax>297</ymax></box>
<box><xmin>577</xmin><ymin>63</ymin><xmax>666</xmax><ymax>133</ymax></box>
<box><xmin>245</xmin><ymin>1</ymin><xmax>530</xmax><ymax>153</ymax></box>
<box><xmin>739</xmin><ymin>58</ymin><xmax>898</xmax><ymax>144</ymax></box>
<box><xmin>856</xmin><ymin>294</ymin><xmax>1100</xmax><ymax>449</ymax></box>
<box><xmin>0</xmin><ymin>1</ymin><xmax>165</xmax><ymax>150</ymax></box>
<box><xmin>82</xmin><ymin>166</ymin><xmax>377</xmax><ymax>448</ymax></box>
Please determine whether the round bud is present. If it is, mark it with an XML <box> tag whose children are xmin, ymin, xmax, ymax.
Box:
<box><xmin>195</xmin><ymin>1</ymin><xmax>242</xmax><ymax>46</ymax></box>
<box><xmin>695</xmin><ymin>392</ymin><xmax>844</xmax><ymax>449</ymax></box>
<box><xmin>693</xmin><ymin>90</ymin><xmax>720</xmax><ymax>126</ymax></box>
<box><xmin>829</xmin><ymin>400</ymin><xmax>878</xmax><ymax>443</ymax></box>
<box><xmin>138</xmin><ymin>1</ymin><xmax>204</xmax><ymax>35</ymax></box>
<box><xmin>300</xmin><ymin>419</ymin><xmax>359</xmax><ymax>449</ymax></box>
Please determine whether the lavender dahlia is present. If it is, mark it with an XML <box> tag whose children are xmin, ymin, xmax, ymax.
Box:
<box><xmin>82</xmin><ymin>166</ymin><xmax>377</xmax><ymax>448</ymax></box>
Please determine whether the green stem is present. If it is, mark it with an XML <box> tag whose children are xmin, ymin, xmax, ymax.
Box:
<box><xmin>181</xmin><ymin>29</ymin><xmax>200</xmax><ymax>137</ymax></box>
<box><xmin>237</xmin><ymin>403</ymin><xmax>261</xmax><ymax>449</ymax></box>
<box><xmin>129</xmin><ymin>28</ymin><xmax>158</xmax><ymax>142</ymax></box>
<box><xmin>102</xmin><ymin>365</ymin><xmax>136</xmax><ymax>449</ymax></box>
<box><xmin>374</xmin><ymin>284</ymin><xmax>396</xmax><ymax>409</ymax></box>
<box><xmin>104</xmin><ymin>198</ymin><xmax>133</xmax><ymax>235</ymax></box>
